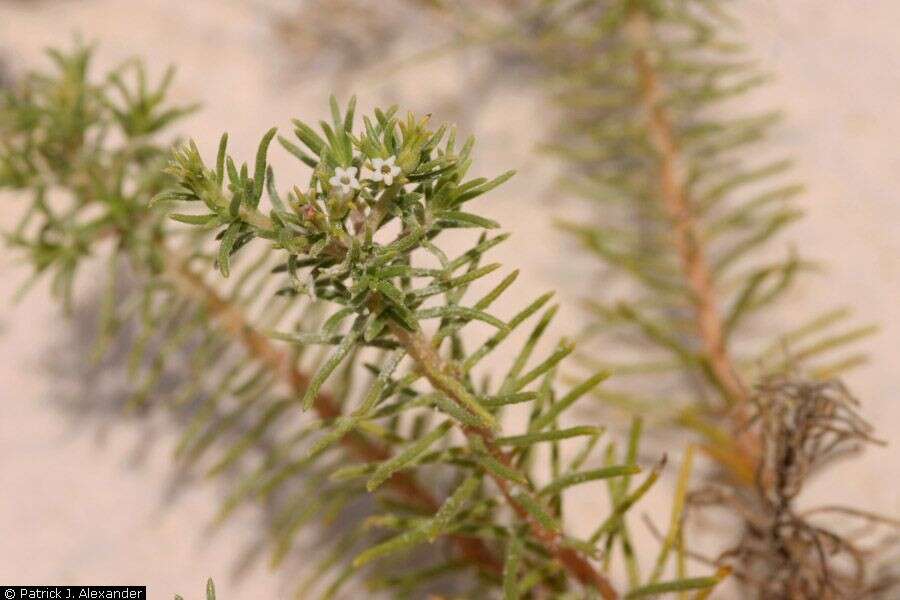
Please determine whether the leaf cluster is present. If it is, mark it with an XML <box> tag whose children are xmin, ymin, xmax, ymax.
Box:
<box><xmin>158</xmin><ymin>95</ymin><xmax>726</xmax><ymax>598</ymax></box>
<box><xmin>0</xmin><ymin>44</ymin><xmax>195</xmax><ymax>308</ymax></box>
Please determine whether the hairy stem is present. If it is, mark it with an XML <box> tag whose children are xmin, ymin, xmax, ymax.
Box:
<box><xmin>627</xmin><ymin>13</ymin><xmax>748</xmax><ymax>410</ymax></box>
<box><xmin>391</xmin><ymin>323</ymin><xmax>619</xmax><ymax>600</ymax></box>
<box><xmin>626</xmin><ymin>12</ymin><xmax>760</xmax><ymax>486</ymax></box>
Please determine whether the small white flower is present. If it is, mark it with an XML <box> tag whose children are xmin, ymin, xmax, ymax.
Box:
<box><xmin>363</xmin><ymin>156</ymin><xmax>402</xmax><ymax>187</ymax></box>
<box><xmin>328</xmin><ymin>166</ymin><xmax>360</xmax><ymax>197</ymax></box>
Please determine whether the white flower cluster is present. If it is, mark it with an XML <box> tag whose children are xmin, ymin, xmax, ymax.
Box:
<box><xmin>328</xmin><ymin>156</ymin><xmax>402</xmax><ymax>197</ymax></box>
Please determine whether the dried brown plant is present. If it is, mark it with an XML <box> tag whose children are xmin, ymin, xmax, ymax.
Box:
<box><xmin>690</xmin><ymin>376</ymin><xmax>899</xmax><ymax>599</ymax></box>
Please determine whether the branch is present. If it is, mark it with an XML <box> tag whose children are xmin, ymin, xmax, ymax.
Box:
<box><xmin>627</xmin><ymin>13</ymin><xmax>748</xmax><ymax>411</ymax></box>
<box><xmin>625</xmin><ymin>12</ymin><xmax>760</xmax><ymax>487</ymax></box>
<box><xmin>161</xmin><ymin>244</ymin><xmax>503</xmax><ymax>577</ymax></box>
<box><xmin>391</xmin><ymin>324</ymin><xmax>619</xmax><ymax>600</ymax></box>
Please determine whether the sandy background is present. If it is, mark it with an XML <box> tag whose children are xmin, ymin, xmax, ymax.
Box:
<box><xmin>0</xmin><ymin>1</ymin><xmax>898</xmax><ymax>598</ymax></box>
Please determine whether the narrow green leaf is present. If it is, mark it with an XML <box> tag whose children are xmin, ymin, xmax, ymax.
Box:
<box><xmin>463</xmin><ymin>293</ymin><xmax>554</xmax><ymax>372</ymax></box>
<box><xmin>367</xmin><ymin>421</ymin><xmax>453</xmax><ymax>492</ymax></box>
<box><xmin>416</xmin><ymin>356</ymin><xmax>497</xmax><ymax>430</ymax></box>
<box><xmin>502</xmin><ymin>304</ymin><xmax>559</xmax><ymax>391</ymax></box>
<box><xmin>354</xmin><ymin>349</ymin><xmax>406</xmax><ymax>416</ymax></box>
<box><xmin>170</xmin><ymin>213</ymin><xmax>218</xmax><ymax>225</ymax></box>
<box><xmin>329</xmin><ymin>95</ymin><xmax>342</xmax><ymax>129</ymax></box>
<box><xmin>446</xmin><ymin>234</ymin><xmax>510</xmax><ymax>272</ymax></box>
<box><xmin>436</xmin><ymin>210</ymin><xmax>500</xmax><ymax>229</ymax></box>
<box><xmin>788</xmin><ymin>324</ymin><xmax>878</xmax><ymax>366</ymax></box>
<box><xmin>425</xmin><ymin>474</ymin><xmax>482</xmax><ymax>541</ymax></box>
<box><xmin>429</xmin><ymin>392</ymin><xmax>490</xmax><ymax>429</ymax></box>
<box><xmin>265</xmin><ymin>165</ymin><xmax>288</xmax><ymax>213</ymax></box>
<box><xmin>530</xmin><ymin>370</ymin><xmax>610</xmax><ymax>432</ymax></box>
<box><xmin>539</xmin><ymin>465</ymin><xmax>641</xmax><ymax>497</ymax></box>
<box><xmin>481</xmin><ymin>392</ymin><xmax>539</xmax><ymax>407</ymax></box>
<box><xmin>291</xmin><ymin>119</ymin><xmax>326</xmax><ymax>156</ymax></box>
<box><xmin>416</xmin><ymin>305</ymin><xmax>507</xmax><ymax>330</ymax></box>
<box><xmin>277</xmin><ymin>135</ymin><xmax>318</xmax><ymax>167</ymax></box>
<box><xmin>616</xmin><ymin>304</ymin><xmax>698</xmax><ymax>365</ymax></box>
<box><xmin>343</xmin><ymin>95</ymin><xmax>356</xmax><ymax>132</ymax></box>
<box><xmin>329</xmin><ymin>463</ymin><xmax>372</xmax><ymax>482</ymax></box>
<box><xmin>411</xmin><ymin>263</ymin><xmax>502</xmax><ymax>298</ymax></box>
<box><xmin>590</xmin><ymin>456</ymin><xmax>667</xmax><ymax>545</ymax></box>
<box><xmin>514</xmin><ymin>493</ymin><xmax>559</xmax><ymax>532</ymax></box>
<box><xmin>372</xmin><ymin>278</ymin><xmax>406</xmax><ymax>306</ymax></box>
<box><xmin>472</xmin><ymin>450</ymin><xmax>529</xmax><ymax>486</ymax></box>
<box><xmin>301</xmin><ymin>320</ymin><xmax>362</xmax><ymax>410</ymax></box>
<box><xmin>625</xmin><ymin>576</ymin><xmax>720</xmax><ymax>599</ymax></box>
<box><xmin>508</xmin><ymin>340</ymin><xmax>574</xmax><ymax>393</ymax></box>
<box><xmin>569</xmin><ymin>431</ymin><xmax>603</xmax><ymax>472</ymax></box>
<box><xmin>352</xmin><ymin>528</ymin><xmax>428</xmax><ymax>568</ymax></box>
<box><xmin>215</xmin><ymin>132</ymin><xmax>228</xmax><ymax>186</ymax></box>
<box><xmin>252</xmin><ymin>127</ymin><xmax>277</xmax><ymax>203</ymax></box>
<box><xmin>503</xmin><ymin>534</ymin><xmax>523</xmax><ymax>600</ymax></box>
<box><xmin>497</xmin><ymin>426</ymin><xmax>603</xmax><ymax>447</ymax></box>
<box><xmin>690</xmin><ymin>567</ymin><xmax>732</xmax><ymax>599</ymax></box>
<box><xmin>150</xmin><ymin>187</ymin><xmax>194</xmax><ymax>207</ymax></box>
<box><xmin>650</xmin><ymin>444</ymin><xmax>695</xmax><ymax>583</ymax></box>
<box><xmin>624</xmin><ymin>416</ymin><xmax>643</xmax><ymax>490</ymax></box>
<box><xmin>217</xmin><ymin>222</ymin><xmax>243</xmax><ymax>277</ymax></box>
<box><xmin>454</xmin><ymin>170</ymin><xmax>515</xmax><ymax>204</ymax></box>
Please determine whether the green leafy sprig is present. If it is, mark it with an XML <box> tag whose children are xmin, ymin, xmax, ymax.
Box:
<box><xmin>158</xmin><ymin>95</ymin><xmax>726</xmax><ymax>598</ymax></box>
<box><xmin>2</xmin><ymin>45</ymin><xmax>727</xmax><ymax>599</ymax></box>
<box><xmin>542</xmin><ymin>0</ymin><xmax>874</xmax><ymax>426</ymax></box>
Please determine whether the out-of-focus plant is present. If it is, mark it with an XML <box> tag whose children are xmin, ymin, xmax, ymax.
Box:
<box><xmin>1</xmin><ymin>45</ymin><xmax>730</xmax><ymax>599</ymax></box>
<box><xmin>264</xmin><ymin>0</ymin><xmax>547</xmax><ymax>123</ymax></box>
<box><xmin>530</xmin><ymin>1</ymin><xmax>898</xmax><ymax>597</ymax></box>
<box><xmin>267</xmin><ymin>0</ymin><xmax>515</xmax><ymax>73</ymax></box>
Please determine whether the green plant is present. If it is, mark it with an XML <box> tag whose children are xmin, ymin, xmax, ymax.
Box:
<box><xmin>1</xmin><ymin>45</ymin><xmax>728</xmax><ymax>599</ymax></box>
<box><xmin>6</xmin><ymin>2</ymin><xmax>897</xmax><ymax>597</ymax></box>
<box><xmin>534</xmin><ymin>1</ymin><xmax>898</xmax><ymax>597</ymax></box>
<box><xmin>535</xmin><ymin>0</ymin><xmax>867</xmax><ymax>431</ymax></box>
<box><xmin>156</xmin><ymin>89</ymin><xmax>734</xmax><ymax>598</ymax></box>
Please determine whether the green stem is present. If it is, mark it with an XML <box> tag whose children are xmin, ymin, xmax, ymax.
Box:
<box><xmin>389</xmin><ymin>323</ymin><xmax>620</xmax><ymax>600</ymax></box>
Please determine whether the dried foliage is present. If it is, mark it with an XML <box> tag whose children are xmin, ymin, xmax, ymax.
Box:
<box><xmin>690</xmin><ymin>376</ymin><xmax>899</xmax><ymax>599</ymax></box>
